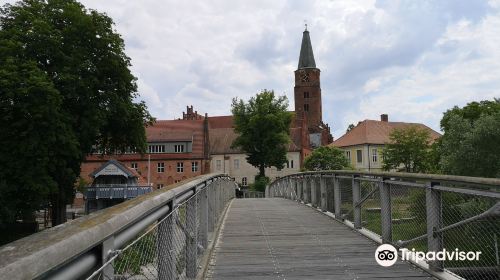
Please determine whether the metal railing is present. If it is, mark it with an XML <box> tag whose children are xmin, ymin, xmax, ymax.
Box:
<box><xmin>86</xmin><ymin>184</ymin><xmax>153</xmax><ymax>199</ymax></box>
<box><xmin>0</xmin><ymin>173</ymin><xmax>236</xmax><ymax>280</ymax></box>
<box><xmin>240</xmin><ymin>190</ymin><xmax>265</xmax><ymax>198</ymax></box>
<box><xmin>267</xmin><ymin>170</ymin><xmax>500</xmax><ymax>280</ymax></box>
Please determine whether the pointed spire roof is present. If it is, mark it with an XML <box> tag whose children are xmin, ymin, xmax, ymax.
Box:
<box><xmin>297</xmin><ymin>28</ymin><xmax>316</xmax><ymax>69</ymax></box>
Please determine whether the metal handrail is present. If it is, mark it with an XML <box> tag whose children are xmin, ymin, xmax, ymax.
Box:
<box><xmin>0</xmin><ymin>173</ymin><xmax>235</xmax><ymax>280</ymax></box>
<box><xmin>267</xmin><ymin>170</ymin><xmax>500</xmax><ymax>280</ymax></box>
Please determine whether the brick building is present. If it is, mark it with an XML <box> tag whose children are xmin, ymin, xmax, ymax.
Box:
<box><xmin>79</xmin><ymin>27</ymin><xmax>332</xmax><ymax>190</ymax></box>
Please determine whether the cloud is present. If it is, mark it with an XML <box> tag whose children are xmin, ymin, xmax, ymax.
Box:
<box><xmin>1</xmin><ymin>0</ymin><xmax>498</xmax><ymax>139</ymax></box>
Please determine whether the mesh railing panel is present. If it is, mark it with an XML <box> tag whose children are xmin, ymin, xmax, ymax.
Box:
<box><xmin>87</xmin><ymin>179</ymin><xmax>234</xmax><ymax>280</ymax></box>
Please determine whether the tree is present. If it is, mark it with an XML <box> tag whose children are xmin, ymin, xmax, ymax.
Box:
<box><xmin>303</xmin><ymin>146</ymin><xmax>350</xmax><ymax>171</ymax></box>
<box><xmin>381</xmin><ymin>126</ymin><xmax>432</xmax><ymax>173</ymax></box>
<box><xmin>0</xmin><ymin>0</ymin><xmax>153</xmax><ymax>226</ymax></box>
<box><xmin>439</xmin><ymin>99</ymin><xmax>500</xmax><ymax>177</ymax></box>
<box><xmin>231</xmin><ymin>90</ymin><xmax>292</xmax><ymax>178</ymax></box>
<box><xmin>346</xmin><ymin>123</ymin><xmax>355</xmax><ymax>133</ymax></box>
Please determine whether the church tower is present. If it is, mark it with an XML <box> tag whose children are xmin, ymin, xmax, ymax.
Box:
<box><xmin>294</xmin><ymin>28</ymin><xmax>322</xmax><ymax>130</ymax></box>
<box><xmin>294</xmin><ymin>27</ymin><xmax>332</xmax><ymax>146</ymax></box>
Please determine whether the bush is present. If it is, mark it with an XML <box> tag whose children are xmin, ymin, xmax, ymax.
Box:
<box><xmin>250</xmin><ymin>176</ymin><xmax>269</xmax><ymax>192</ymax></box>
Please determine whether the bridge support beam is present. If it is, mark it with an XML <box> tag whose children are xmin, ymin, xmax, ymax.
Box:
<box><xmin>334</xmin><ymin>176</ymin><xmax>341</xmax><ymax>219</ymax></box>
<box><xmin>352</xmin><ymin>175</ymin><xmax>362</xmax><ymax>229</ymax></box>
<box><xmin>379</xmin><ymin>179</ymin><xmax>392</xmax><ymax>243</ymax></box>
<box><xmin>426</xmin><ymin>182</ymin><xmax>443</xmax><ymax>272</ymax></box>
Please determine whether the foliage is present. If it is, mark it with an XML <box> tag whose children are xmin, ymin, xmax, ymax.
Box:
<box><xmin>0</xmin><ymin>0</ymin><xmax>153</xmax><ymax>225</ymax></box>
<box><xmin>381</xmin><ymin>126</ymin><xmax>432</xmax><ymax>173</ymax></box>
<box><xmin>250</xmin><ymin>176</ymin><xmax>270</xmax><ymax>193</ymax></box>
<box><xmin>346</xmin><ymin>123</ymin><xmax>355</xmax><ymax>133</ymax></box>
<box><xmin>303</xmin><ymin>146</ymin><xmax>350</xmax><ymax>171</ymax></box>
<box><xmin>439</xmin><ymin>99</ymin><xmax>500</xmax><ymax>177</ymax></box>
<box><xmin>231</xmin><ymin>90</ymin><xmax>292</xmax><ymax>177</ymax></box>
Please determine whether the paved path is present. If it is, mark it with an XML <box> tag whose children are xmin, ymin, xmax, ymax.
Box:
<box><xmin>207</xmin><ymin>198</ymin><xmax>433</xmax><ymax>280</ymax></box>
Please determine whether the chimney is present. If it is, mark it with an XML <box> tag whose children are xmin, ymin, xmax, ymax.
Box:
<box><xmin>380</xmin><ymin>114</ymin><xmax>388</xmax><ymax>122</ymax></box>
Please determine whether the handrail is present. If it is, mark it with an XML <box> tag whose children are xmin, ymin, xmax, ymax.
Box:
<box><xmin>0</xmin><ymin>173</ymin><xmax>234</xmax><ymax>280</ymax></box>
<box><xmin>267</xmin><ymin>170</ymin><xmax>500</xmax><ymax>280</ymax></box>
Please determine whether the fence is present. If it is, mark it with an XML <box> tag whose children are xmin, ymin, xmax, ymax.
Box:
<box><xmin>267</xmin><ymin>171</ymin><xmax>500</xmax><ymax>280</ymax></box>
<box><xmin>239</xmin><ymin>190</ymin><xmax>265</xmax><ymax>198</ymax></box>
<box><xmin>0</xmin><ymin>173</ymin><xmax>236</xmax><ymax>280</ymax></box>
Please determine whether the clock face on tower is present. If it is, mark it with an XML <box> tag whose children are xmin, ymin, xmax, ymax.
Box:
<box><xmin>299</xmin><ymin>71</ymin><xmax>310</xmax><ymax>82</ymax></box>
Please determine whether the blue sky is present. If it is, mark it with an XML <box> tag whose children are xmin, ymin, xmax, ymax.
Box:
<box><xmin>2</xmin><ymin>0</ymin><xmax>499</xmax><ymax>138</ymax></box>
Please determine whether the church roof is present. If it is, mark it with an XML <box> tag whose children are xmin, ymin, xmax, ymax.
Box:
<box><xmin>298</xmin><ymin>29</ymin><xmax>316</xmax><ymax>69</ymax></box>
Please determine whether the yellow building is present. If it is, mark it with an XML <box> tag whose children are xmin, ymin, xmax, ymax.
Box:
<box><xmin>331</xmin><ymin>114</ymin><xmax>441</xmax><ymax>171</ymax></box>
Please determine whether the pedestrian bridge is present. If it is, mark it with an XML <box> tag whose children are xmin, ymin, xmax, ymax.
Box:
<box><xmin>0</xmin><ymin>171</ymin><xmax>499</xmax><ymax>280</ymax></box>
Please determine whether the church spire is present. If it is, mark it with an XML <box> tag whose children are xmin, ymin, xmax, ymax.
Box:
<box><xmin>297</xmin><ymin>27</ymin><xmax>316</xmax><ymax>69</ymax></box>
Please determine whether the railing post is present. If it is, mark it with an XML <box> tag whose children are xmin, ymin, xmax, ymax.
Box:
<box><xmin>102</xmin><ymin>236</ymin><xmax>114</xmax><ymax>279</ymax></box>
<box><xmin>302</xmin><ymin>176</ymin><xmax>307</xmax><ymax>202</ymax></box>
<box><xmin>200</xmin><ymin>185</ymin><xmax>208</xmax><ymax>251</ymax></box>
<box><xmin>158</xmin><ymin>202</ymin><xmax>176</xmax><ymax>280</ymax></box>
<box><xmin>297</xmin><ymin>177</ymin><xmax>303</xmax><ymax>201</ymax></box>
<box><xmin>334</xmin><ymin>175</ymin><xmax>341</xmax><ymax>219</ymax></box>
<box><xmin>352</xmin><ymin>175</ymin><xmax>362</xmax><ymax>229</ymax></box>
<box><xmin>311</xmin><ymin>175</ymin><xmax>317</xmax><ymax>207</ymax></box>
<box><xmin>320</xmin><ymin>175</ymin><xmax>327</xmax><ymax>211</ymax></box>
<box><xmin>379</xmin><ymin>178</ymin><xmax>392</xmax><ymax>243</ymax></box>
<box><xmin>426</xmin><ymin>181</ymin><xmax>443</xmax><ymax>272</ymax></box>
<box><xmin>186</xmin><ymin>190</ymin><xmax>198</xmax><ymax>278</ymax></box>
<box><xmin>208</xmin><ymin>181</ymin><xmax>215</xmax><ymax>232</ymax></box>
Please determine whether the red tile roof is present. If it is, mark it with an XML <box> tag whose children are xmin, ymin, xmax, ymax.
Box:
<box><xmin>332</xmin><ymin>120</ymin><xmax>441</xmax><ymax>147</ymax></box>
<box><xmin>208</xmin><ymin>116</ymin><xmax>234</xmax><ymax>129</ymax></box>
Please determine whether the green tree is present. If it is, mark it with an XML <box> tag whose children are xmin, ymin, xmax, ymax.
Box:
<box><xmin>439</xmin><ymin>99</ymin><xmax>500</xmax><ymax>177</ymax></box>
<box><xmin>231</xmin><ymin>90</ymin><xmax>292</xmax><ymax>178</ymax></box>
<box><xmin>346</xmin><ymin>123</ymin><xmax>355</xmax><ymax>133</ymax></box>
<box><xmin>381</xmin><ymin>126</ymin><xmax>432</xmax><ymax>173</ymax></box>
<box><xmin>303</xmin><ymin>146</ymin><xmax>350</xmax><ymax>171</ymax></box>
<box><xmin>0</xmin><ymin>0</ymin><xmax>153</xmax><ymax>226</ymax></box>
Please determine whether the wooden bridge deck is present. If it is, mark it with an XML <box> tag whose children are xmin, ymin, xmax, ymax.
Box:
<box><xmin>206</xmin><ymin>198</ymin><xmax>433</xmax><ymax>280</ymax></box>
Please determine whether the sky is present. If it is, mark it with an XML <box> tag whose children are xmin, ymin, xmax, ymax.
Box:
<box><xmin>2</xmin><ymin>0</ymin><xmax>500</xmax><ymax>138</ymax></box>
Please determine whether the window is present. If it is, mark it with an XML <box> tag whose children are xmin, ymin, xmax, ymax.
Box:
<box><xmin>192</xmin><ymin>161</ymin><xmax>198</xmax><ymax>172</ymax></box>
<box><xmin>242</xmin><ymin>177</ymin><xmax>247</xmax><ymax>186</ymax></box>
<box><xmin>304</xmin><ymin>104</ymin><xmax>309</xmax><ymax>112</ymax></box>
<box><xmin>157</xmin><ymin>184</ymin><xmax>164</xmax><ymax>189</ymax></box>
<box><xmin>157</xmin><ymin>162</ymin><xmax>165</xmax><ymax>173</ymax></box>
<box><xmin>356</xmin><ymin>150</ymin><xmax>363</xmax><ymax>163</ymax></box>
<box><xmin>290</xmin><ymin>160</ymin><xmax>294</xmax><ymax>169</ymax></box>
<box><xmin>177</xmin><ymin>162</ymin><xmax>184</xmax><ymax>173</ymax></box>
<box><xmin>149</xmin><ymin>144</ymin><xmax>165</xmax><ymax>153</ymax></box>
<box><xmin>303</xmin><ymin>92</ymin><xmax>310</xmax><ymax>98</ymax></box>
<box><xmin>216</xmin><ymin>160</ymin><xmax>222</xmax><ymax>171</ymax></box>
<box><xmin>174</xmin><ymin>144</ymin><xmax>184</xmax><ymax>153</ymax></box>
<box><xmin>131</xmin><ymin>163</ymin><xmax>138</xmax><ymax>170</ymax></box>
<box><xmin>174</xmin><ymin>179</ymin><xmax>181</xmax><ymax>183</ymax></box>
<box><xmin>346</xmin><ymin>151</ymin><xmax>351</xmax><ymax>162</ymax></box>
<box><xmin>372</xmin><ymin>149</ymin><xmax>378</xmax><ymax>162</ymax></box>
<box><xmin>234</xmin><ymin>159</ymin><xmax>239</xmax><ymax>169</ymax></box>
<box><xmin>286</xmin><ymin>161</ymin><xmax>290</xmax><ymax>168</ymax></box>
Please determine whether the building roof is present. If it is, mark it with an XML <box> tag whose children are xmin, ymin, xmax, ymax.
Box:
<box><xmin>208</xmin><ymin>115</ymin><xmax>234</xmax><ymax>129</ymax></box>
<box><xmin>209</xmin><ymin>116</ymin><xmax>302</xmax><ymax>154</ymax></box>
<box><xmin>298</xmin><ymin>29</ymin><xmax>316</xmax><ymax>69</ymax></box>
<box><xmin>90</xmin><ymin>159</ymin><xmax>137</xmax><ymax>178</ymax></box>
<box><xmin>146</xmin><ymin>119</ymin><xmax>203</xmax><ymax>142</ymax></box>
<box><xmin>332</xmin><ymin>119</ymin><xmax>441</xmax><ymax>147</ymax></box>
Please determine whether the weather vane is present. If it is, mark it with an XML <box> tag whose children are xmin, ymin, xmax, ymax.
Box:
<box><xmin>304</xmin><ymin>20</ymin><xmax>308</xmax><ymax>31</ymax></box>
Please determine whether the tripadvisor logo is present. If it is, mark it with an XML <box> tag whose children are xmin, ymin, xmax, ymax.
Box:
<box><xmin>375</xmin><ymin>244</ymin><xmax>398</xmax><ymax>267</ymax></box>
<box><xmin>375</xmin><ymin>244</ymin><xmax>482</xmax><ymax>267</ymax></box>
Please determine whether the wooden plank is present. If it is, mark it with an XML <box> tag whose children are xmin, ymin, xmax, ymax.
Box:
<box><xmin>207</xmin><ymin>198</ymin><xmax>433</xmax><ymax>279</ymax></box>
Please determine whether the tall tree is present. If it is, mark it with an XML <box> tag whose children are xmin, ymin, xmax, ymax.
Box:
<box><xmin>304</xmin><ymin>146</ymin><xmax>350</xmax><ymax>171</ymax></box>
<box><xmin>231</xmin><ymin>90</ymin><xmax>292</xmax><ymax>178</ymax></box>
<box><xmin>0</xmin><ymin>0</ymin><xmax>153</xmax><ymax>226</ymax></box>
<box><xmin>382</xmin><ymin>126</ymin><xmax>432</xmax><ymax>173</ymax></box>
<box><xmin>439</xmin><ymin>99</ymin><xmax>500</xmax><ymax>177</ymax></box>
